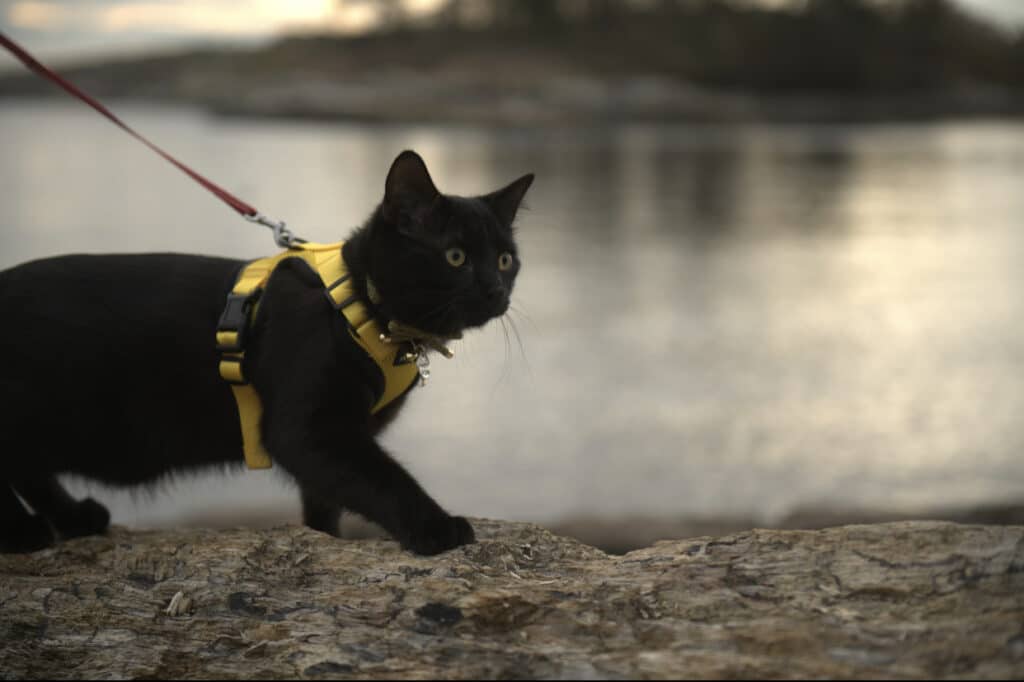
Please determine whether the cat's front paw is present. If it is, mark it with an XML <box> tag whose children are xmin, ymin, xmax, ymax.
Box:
<box><xmin>404</xmin><ymin>514</ymin><xmax>475</xmax><ymax>556</ymax></box>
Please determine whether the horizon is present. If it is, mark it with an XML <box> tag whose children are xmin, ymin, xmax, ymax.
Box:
<box><xmin>1</xmin><ymin>0</ymin><xmax>1023</xmax><ymax>72</ymax></box>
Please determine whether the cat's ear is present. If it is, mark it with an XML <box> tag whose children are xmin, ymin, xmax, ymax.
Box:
<box><xmin>484</xmin><ymin>173</ymin><xmax>535</xmax><ymax>226</ymax></box>
<box><xmin>384</xmin><ymin>150</ymin><xmax>439</xmax><ymax>217</ymax></box>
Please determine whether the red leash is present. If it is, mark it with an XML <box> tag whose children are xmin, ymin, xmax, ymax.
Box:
<box><xmin>0</xmin><ymin>31</ymin><xmax>298</xmax><ymax>246</ymax></box>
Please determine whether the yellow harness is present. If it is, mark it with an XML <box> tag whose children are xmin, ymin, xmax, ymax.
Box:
<box><xmin>215</xmin><ymin>241</ymin><xmax>420</xmax><ymax>469</ymax></box>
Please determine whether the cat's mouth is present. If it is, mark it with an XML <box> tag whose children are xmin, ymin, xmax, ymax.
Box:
<box><xmin>408</xmin><ymin>313</ymin><xmax>469</xmax><ymax>341</ymax></box>
<box><xmin>416</xmin><ymin>298</ymin><xmax>509</xmax><ymax>339</ymax></box>
<box><xmin>369</xmin><ymin>278</ymin><xmax>509</xmax><ymax>342</ymax></box>
<box><xmin>379</xmin><ymin>302</ymin><xmax>463</xmax><ymax>342</ymax></box>
<box><xmin>405</xmin><ymin>303</ymin><xmax>501</xmax><ymax>339</ymax></box>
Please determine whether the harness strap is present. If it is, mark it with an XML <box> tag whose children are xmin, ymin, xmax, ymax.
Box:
<box><xmin>217</xmin><ymin>257</ymin><xmax>289</xmax><ymax>469</ymax></box>
<box><xmin>217</xmin><ymin>242</ymin><xmax>421</xmax><ymax>470</ymax></box>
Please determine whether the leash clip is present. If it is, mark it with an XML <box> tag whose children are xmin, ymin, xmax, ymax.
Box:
<box><xmin>246</xmin><ymin>212</ymin><xmax>302</xmax><ymax>249</ymax></box>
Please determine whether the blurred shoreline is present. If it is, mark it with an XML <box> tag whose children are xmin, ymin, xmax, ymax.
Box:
<box><xmin>3</xmin><ymin>66</ymin><xmax>1022</xmax><ymax>126</ymax></box>
<box><xmin>169</xmin><ymin>502</ymin><xmax>1024</xmax><ymax>555</ymax></box>
<box><xmin>3</xmin><ymin>1</ymin><xmax>1024</xmax><ymax>127</ymax></box>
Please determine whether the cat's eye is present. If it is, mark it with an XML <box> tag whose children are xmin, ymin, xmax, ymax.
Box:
<box><xmin>498</xmin><ymin>252</ymin><xmax>515</xmax><ymax>271</ymax></box>
<box><xmin>446</xmin><ymin>247</ymin><xmax>466</xmax><ymax>267</ymax></box>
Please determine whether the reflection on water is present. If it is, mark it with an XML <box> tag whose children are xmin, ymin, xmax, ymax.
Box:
<box><xmin>2</xmin><ymin>99</ymin><xmax>1023</xmax><ymax>527</ymax></box>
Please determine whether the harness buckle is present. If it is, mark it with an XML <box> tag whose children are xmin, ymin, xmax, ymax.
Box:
<box><xmin>216</xmin><ymin>291</ymin><xmax>259</xmax><ymax>353</ymax></box>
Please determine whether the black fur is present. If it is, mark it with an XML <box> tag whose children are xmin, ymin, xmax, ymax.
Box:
<box><xmin>0</xmin><ymin>150</ymin><xmax>533</xmax><ymax>555</ymax></box>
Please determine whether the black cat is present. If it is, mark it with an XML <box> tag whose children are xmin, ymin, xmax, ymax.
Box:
<box><xmin>0</xmin><ymin>150</ymin><xmax>533</xmax><ymax>555</ymax></box>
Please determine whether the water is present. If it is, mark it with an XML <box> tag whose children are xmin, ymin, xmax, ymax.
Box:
<box><xmin>2</xmin><ymin>99</ymin><xmax>1024</xmax><ymax>528</ymax></box>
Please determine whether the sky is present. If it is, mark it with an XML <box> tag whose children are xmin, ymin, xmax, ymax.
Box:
<box><xmin>0</xmin><ymin>0</ymin><xmax>1022</xmax><ymax>67</ymax></box>
<box><xmin>0</xmin><ymin>0</ymin><xmax>446</xmax><ymax>65</ymax></box>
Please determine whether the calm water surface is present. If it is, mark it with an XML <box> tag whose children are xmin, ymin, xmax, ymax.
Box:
<box><xmin>2</xmin><ymin>100</ymin><xmax>1023</xmax><ymax>527</ymax></box>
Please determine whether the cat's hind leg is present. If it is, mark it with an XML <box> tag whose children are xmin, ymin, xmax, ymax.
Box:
<box><xmin>12</xmin><ymin>476</ymin><xmax>110</xmax><ymax>541</ymax></box>
<box><xmin>0</xmin><ymin>480</ymin><xmax>55</xmax><ymax>553</ymax></box>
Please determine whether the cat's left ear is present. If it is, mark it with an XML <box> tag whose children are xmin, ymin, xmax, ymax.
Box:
<box><xmin>484</xmin><ymin>173</ymin><xmax>535</xmax><ymax>226</ymax></box>
<box><xmin>383</xmin><ymin>150</ymin><xmax>440</xmax><ymax>219</ymax></box>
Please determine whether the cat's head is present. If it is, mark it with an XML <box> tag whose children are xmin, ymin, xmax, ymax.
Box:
<box><xmin>361</xmin><ymin>150</ymin><xmax>533</xmax><ymax>339</ymax></box>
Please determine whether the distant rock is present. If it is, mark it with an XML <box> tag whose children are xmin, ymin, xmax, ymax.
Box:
<box><xmin>551</xmin><ymin>502</ymin><xmax>1024</xmax><ymax>555</ymax></box>
<box><xmin>1</xmin><ymin>519</ymin><xmax>1022</xmax><ymax>678</ymax></box>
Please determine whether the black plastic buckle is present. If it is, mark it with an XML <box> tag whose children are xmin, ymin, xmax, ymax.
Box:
<box><xmin>217</xmin><ymin>291</ymin><xmax>259</xmax><ymax>353</ymax></box>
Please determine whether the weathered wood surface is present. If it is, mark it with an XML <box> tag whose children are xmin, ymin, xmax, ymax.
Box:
<box><xmin>1</xmin><ymin>520</ymin><xmax>1022</xmax><ymax>679</ymax></box>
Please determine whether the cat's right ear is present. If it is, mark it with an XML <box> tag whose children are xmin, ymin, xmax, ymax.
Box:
<box><xmin>383</xmin><ymin>150</ymin><xmax>439</xmax><ymax>220</ymax></box>
<box><xmin>484</xmin><ymin>173</ymin><xmax>535</xmax><ymax>226</ymax></box>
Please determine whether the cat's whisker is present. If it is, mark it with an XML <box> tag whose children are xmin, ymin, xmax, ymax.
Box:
<box><xmin>487</xmin><ymin>314</ymin><xmax>526</xmax><ymax>390</ymax></box>
<box><xmin>501</xmin><ymin>312</ymin><xmax>531</xmax><ymax>378</ymax></box>
<box><xmin>499</xmin><ymin>315</ymin><xmax>512</xmax><ymax>363</ymax></box>
<box><xmin>509</xmin><ymin>303</ymin><xmax>538</xmax><ymax>333</ymax></box>
<box><xmin>492</xmin><ymin>316</ymin><xmax>512</xmax><ymax>388</ymax></box>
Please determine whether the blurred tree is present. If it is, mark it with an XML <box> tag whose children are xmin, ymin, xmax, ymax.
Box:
<box><xmin>893</xmin><ymin>0</ymin><xmax>1017</xmax><ymax>86</ymax></box>
<box><xmin>330</xmin><ymin>0</ymin><xmax>1024</xmax><ymax>90</ymax></box>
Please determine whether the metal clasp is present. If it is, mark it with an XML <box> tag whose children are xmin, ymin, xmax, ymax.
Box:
<box><xmin>245</xmin><ymin>211</ymin><xmax>303</xmax><ymax>249</ymax></box>
<box><xmin>391</xmin><ymin>340</ymin><xmax>432</xmax><ymax>386</ymax></box>
<box><xmin>412</xmin><ymin>341</ymin><xmax>431</xmax><ymax>386</ymax></box>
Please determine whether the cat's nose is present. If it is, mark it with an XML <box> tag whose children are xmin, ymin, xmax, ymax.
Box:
<box><xmin>485</xmin><ymin>285</ymin><xmax>506</xmax><ymax>304</ymax></box>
